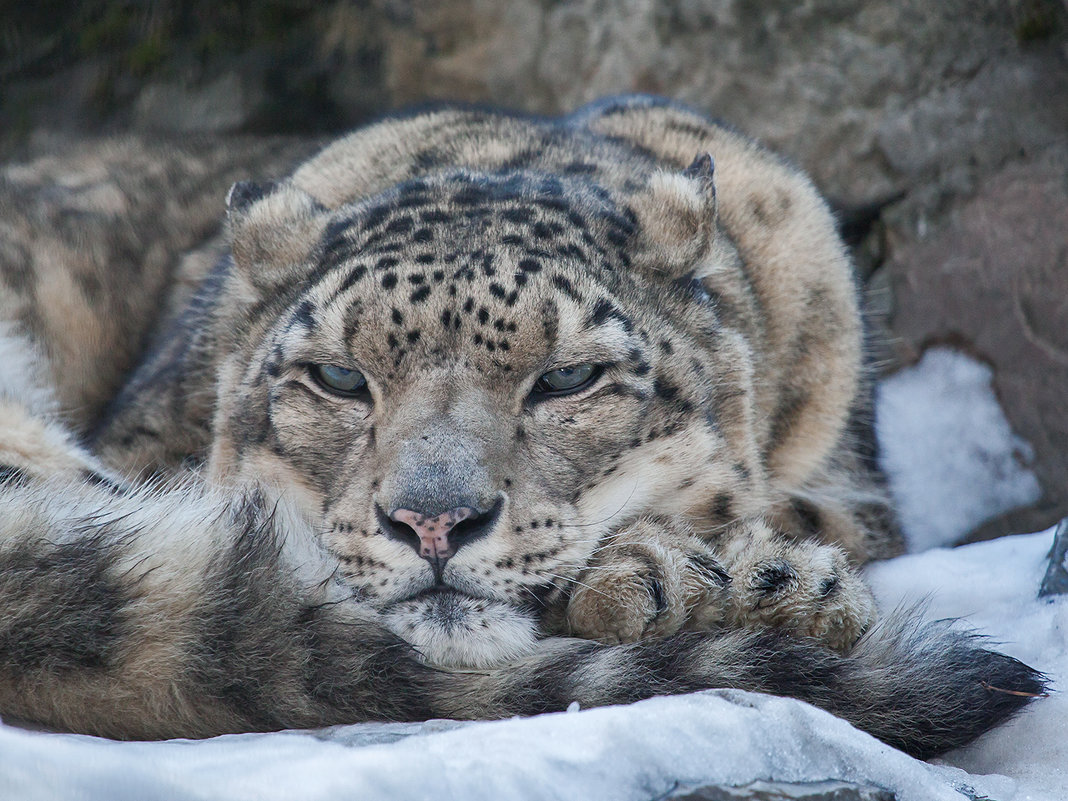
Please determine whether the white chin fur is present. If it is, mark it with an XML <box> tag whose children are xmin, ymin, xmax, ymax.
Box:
<box><xmin>383</xmin><ymin>594</ymin><xmax>540</xmax><ymax>669</ymax></box>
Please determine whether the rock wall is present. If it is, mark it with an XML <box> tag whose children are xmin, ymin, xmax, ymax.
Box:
<box><xmin>2</xmin><ymin>0</ymin><xmax>1066</xmax><ymax>540</ymax></box>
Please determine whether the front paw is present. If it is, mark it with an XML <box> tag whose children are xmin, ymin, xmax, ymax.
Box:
<box><xmin>726</xmin><ymin>536</ymin><xmax>875</xmax><ymax>653</ymax></box>
<box><xmin>565</xmin><ymin>521</ymin><xmax>731</xmax><ymax>644</ymax></box>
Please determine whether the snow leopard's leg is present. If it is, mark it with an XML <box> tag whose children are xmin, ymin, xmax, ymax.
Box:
<box><xmin>0</xmin><ymin>324</ymin><xmax>124</xmax><ymax>487</ymax></box>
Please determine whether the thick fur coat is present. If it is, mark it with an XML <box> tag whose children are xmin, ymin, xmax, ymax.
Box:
<box><xmin>0</xmin><ymin>96</ymin><xmax>1044</xmax><ymax>756</ymax></box>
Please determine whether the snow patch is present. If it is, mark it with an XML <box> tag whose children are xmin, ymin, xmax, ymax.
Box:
<box><xmin>875</xmin><ymin>347</ymin><xmax>1042</xmax><ymax>551</ymax></box>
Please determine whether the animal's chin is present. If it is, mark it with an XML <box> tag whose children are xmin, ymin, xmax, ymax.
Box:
<box><xmin>383</xmin><ymin>589</ymin><xmax>540</xmax><ymax>669</ymax></box>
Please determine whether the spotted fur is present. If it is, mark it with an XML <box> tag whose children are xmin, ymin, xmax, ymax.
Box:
<box><xmin>0</xmin><ymin>96</ymin><xmax>1045</xmax><ymax>754</ymax></box>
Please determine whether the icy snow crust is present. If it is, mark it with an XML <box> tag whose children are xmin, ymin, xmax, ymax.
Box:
<box><xmin>1</xmin><ymin>347</ymin><xmax>1063</xmax><ymax>800</ymax></box>
<box><xmin>0</xmin><ymin>690</ymin><xmax>1014</xmax><ymax>801</ymax></box>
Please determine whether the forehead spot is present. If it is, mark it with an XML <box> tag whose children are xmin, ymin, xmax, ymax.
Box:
<box><xmin>364</xmin><ymin>205</ymin><xmax>391</xmax><ymax>228</ymax></box>
<box><xmin>385</xmin><ymin>216</ymin><xmax>414</xmax><ymax>235</ymax></box>
<box><xmin>549</xmin><ymin>274</ymin><xmax>582</xmax><ymax>303</ymax></box>
<box><xmin>532</xmin><ymin>221</ymin><xmax>563</xmax><ymax>240</ymax></box>
<box><xmin>334</xmin><ymin>264</ymin><xmax>367</xmax><ymax>298</ymax></box>
<box><xmin>375</xmin><ymin>256</ymin><xmax>398</xmax><ymax>271</ymax></box>
<box><xmin>502</xmin><ymin>208</ymin><xmax>533</xmax><ymax>224</ymax></box>
<box><xmin>288</xmin><ymin>299</ymin><xmax>316</xmax><ymax>330</ymax></box>
<box><xmin>421</xmin><ymin>209</ymin><xmax>450</xmax><ymax>224</ymax></box>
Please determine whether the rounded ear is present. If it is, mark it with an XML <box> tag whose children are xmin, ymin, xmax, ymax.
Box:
<box><xmin>628</xmin><ymin>152</ymin><xmax>717</xmax><ymax>279</ymax></box>
<box><xmin>226</xmin><ymin>181</ymin><xmax>328</xmax><ymax>294</ymax></box>
<box><xmin>226</xmin><ymin>181</ymin><xmax>281</xmax><ymax>215</ymax></box>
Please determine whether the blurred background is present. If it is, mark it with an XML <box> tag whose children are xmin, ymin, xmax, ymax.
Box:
<box><xmin>2</xmin><ymin>0</ymin><xmax>1066</xmax><ymax>544</ymax></box>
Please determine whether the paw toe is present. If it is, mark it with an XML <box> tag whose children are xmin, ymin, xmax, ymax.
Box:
<box><xmin>750</xmin><ymin>558</ymin><xmax>800</xmax><ymax>607</ymax></box>
<box><xmin>817</xmin><ymin>573</ymin><xmax>840</xmax><ymax>599</ymax></box>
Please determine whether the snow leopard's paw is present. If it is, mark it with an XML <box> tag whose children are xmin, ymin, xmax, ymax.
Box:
<box><xmin>724</xmin><ymin>528</ymin><xmax>875</xmax><ymax>653</ymax></box>
<box><xmin>565</xmin><ymin>518</ymin><xmax>731</xmax><ymax>644</ymax></box>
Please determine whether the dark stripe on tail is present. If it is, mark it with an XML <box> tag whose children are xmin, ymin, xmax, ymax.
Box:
<box><xmin>0</xmin><ymin>533</ymin><xmax>125</xmax><ymax>672</ymax></box>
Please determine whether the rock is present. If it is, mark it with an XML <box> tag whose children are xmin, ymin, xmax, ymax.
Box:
<box><xmin>1039</xmin><ymin>518</ymin><xmax>1068</xmax><ymax>597</ymax></box>
<box><xmin>670</xmin><ymin>779</ymin><xmax>895</xmax><ymax>800</ymax></box>
<box><xmin>134</xmin><ymin>73</ymin><xmax>264</xmax><ymax>133</ymax></box>
<box><xmin>369</xmin><ymin>0</ymin><xmax>1065</xmax><ymax>199</ymax></box>
<box><xmin>880</xmin><ymin>149</ymin><xmax>1068</xmax><ymax>541</ymax></box>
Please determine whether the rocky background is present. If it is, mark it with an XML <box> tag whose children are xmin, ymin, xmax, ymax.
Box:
<box><xmin>2</xmin><ymin>0</ymin><xmax>1067</xmax><ymax>543</ymax></box>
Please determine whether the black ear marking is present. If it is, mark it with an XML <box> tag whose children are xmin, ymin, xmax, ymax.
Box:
<box><xmin>674</xmin><ymin>271</ymin><xmax>712</xmax><ymax>304</ymax></box>
<box><xmin>682</xmin><ymin>153</ymin><xmax>715</xmax><ymax>193</ymax></box>
<box><xmin>226</xmin><ymin>181</ymin><xmax>280</xmax><ymax>214</ymax></box>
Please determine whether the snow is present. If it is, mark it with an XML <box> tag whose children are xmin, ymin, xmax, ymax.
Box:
<box><xmin>1</xmin><ymin>345</ymin><xmax>1064</xmax><ymax>800</ymax></box>
<box><xmin>866</xmin><ymin>530</ymin><xmax>1068</xmax><ymax>801</ymax></box>
<box><xmin>0</xmin><ymin>677</ymin><xmax>1026</xmax><ymax>801</ymax></box>
<box><xmin>875</xmin><ymin>347</ymin><xmax>1042</xmax><ymax>551</ymax></box>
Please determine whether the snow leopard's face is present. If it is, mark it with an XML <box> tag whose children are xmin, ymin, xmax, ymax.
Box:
<box><xmin>209</xmin><ymin>168</ymin><xmax>759</xmax><ymax>666</ymax></box>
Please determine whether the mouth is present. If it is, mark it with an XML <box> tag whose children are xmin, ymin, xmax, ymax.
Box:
<box><xmin>381</xmin><ymin>586</ymin><xmax>540</xmax><ymax>669</ymax></box>
<box><xmin>400</xmin><ymin>583</ymin><xmax>486</xmax><ymax>606</ymax></box>
<box><xmin>410</xmin><ymin>585</ymin><xmax>463</xmax><ymax>601</ymax></box>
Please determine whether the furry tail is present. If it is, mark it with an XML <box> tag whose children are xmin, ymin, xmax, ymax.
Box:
<box><xmin>448</xmin><ymin>618</ymin><xmax>1045</xmax><ymax>760</ymax></box>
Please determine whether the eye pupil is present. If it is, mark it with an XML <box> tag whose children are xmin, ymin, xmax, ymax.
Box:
<box><xmin>312</xmin><ymin>364</ymin><xmax>367</xmax><ymax>395</ymax></box>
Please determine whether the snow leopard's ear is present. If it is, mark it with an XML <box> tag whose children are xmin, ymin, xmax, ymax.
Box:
<box><xmin>628</xmin><ymin>152</ymin><xmax>718</xmax><ymax>280</ymax></box>
<box><xmin>226</xmin><ymin>181</ymin><xmax>329</xmax><ymax>294</ymax></box>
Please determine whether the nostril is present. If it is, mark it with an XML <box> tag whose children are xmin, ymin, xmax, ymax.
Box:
<box><xmin>375</xmin><ymin>505</ymin><xmax>421</xmax><ymax>553</ymax></box>
<box><xmin>448</xmin><ymin>497</ymin><xmax>504</xmax><ymax>551</ymax></box>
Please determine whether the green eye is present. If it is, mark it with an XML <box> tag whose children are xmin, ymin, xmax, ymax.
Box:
<box><xmin>311</xmin><ymin>364</ymin><xmax>367</xmax><ymax>396</ymax></box>
<box><xmin>533</xmin><ymin>364</ymin><xmax>601</xmax><ymax>396</ymax></box>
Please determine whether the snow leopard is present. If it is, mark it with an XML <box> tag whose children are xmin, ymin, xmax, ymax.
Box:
<box><xmin>0</xmin><ymin>95</ymin><xmax>1044</xmax><ymax>756</ymax></box>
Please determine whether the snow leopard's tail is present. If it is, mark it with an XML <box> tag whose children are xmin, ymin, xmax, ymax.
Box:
<box><xmin>0</xmin><ymin>470</ymin><xmax>1044</xmax><ymax>758</ymax></box>
<box><xmin>473</xmin><ymin>617</ymin><xmax>1045</xmax><ymax>761</ymax></box>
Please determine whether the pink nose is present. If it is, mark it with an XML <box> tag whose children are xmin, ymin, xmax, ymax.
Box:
<box><xmin>389</xmin><ymin>507</ymin><xmax>477</xmax><ymax>561</ymax></box>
